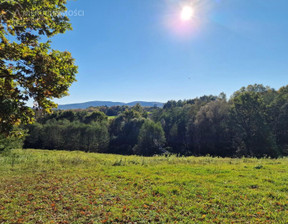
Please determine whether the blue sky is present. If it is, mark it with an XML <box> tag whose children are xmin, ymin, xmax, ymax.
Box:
<box><xmin>51</xmin><ymin>0</ymin><xmax>288</xmax><ymax>104</ymax></box>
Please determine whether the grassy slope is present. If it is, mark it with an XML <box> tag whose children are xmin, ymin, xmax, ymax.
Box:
<box><xmin>0</xmin><ymin>149</ymin><xmax>288</xmax><ymax>223</ymax></box>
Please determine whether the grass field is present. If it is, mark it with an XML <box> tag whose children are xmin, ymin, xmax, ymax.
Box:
<box><xmin>0</xmin><ymin>149</ymin><xmax>288</xmax><ymax>223</ymax></box>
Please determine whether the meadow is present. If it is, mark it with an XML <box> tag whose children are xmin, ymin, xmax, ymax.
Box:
<box><xmin>0</xmin><ymin>149</ymin><xmax>288</xmax><ymax>223</ymax></box>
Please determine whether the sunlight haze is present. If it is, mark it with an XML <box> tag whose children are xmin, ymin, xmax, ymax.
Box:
<box><xmin>51</xmin><ymin>0</ymin><xmax>288</xmax><ymax>105</ymax></box>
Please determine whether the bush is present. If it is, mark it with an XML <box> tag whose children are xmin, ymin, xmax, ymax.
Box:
<box><xmin>0</xmin><ymin>133</ymin><xmax>25</xmax><ymax>152</ymax></box>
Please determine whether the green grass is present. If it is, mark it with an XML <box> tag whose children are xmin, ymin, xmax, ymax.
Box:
<box><xmin>0</xmin><ymin>149</ymin><xmax>288</xmax><ymax>223</ymax></box>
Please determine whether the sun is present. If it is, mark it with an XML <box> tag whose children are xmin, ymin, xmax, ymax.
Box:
<box><xmin>181</xmin><ymin>6</ymin><xmax>194</xmax><ymax>21</ymax></box>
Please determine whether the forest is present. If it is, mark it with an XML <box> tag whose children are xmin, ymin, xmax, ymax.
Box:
<box><xmin>18</xmin><ymin>84</ymin><xmax>288</xmax><ymax>158</ymax></box>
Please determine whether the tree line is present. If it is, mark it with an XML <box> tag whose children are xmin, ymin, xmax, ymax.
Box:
<box><xmin>22</xmin><ymin>84</ymin><xmax>288</xmax><ymax>158</ymax></box>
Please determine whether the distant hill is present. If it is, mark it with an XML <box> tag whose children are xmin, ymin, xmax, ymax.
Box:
<box><xmin>57</xmin><ymin>101</ymin><xmax>164</xmax><ymax>110</ymax></box>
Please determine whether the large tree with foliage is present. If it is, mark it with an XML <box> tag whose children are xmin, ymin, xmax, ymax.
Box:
<box><xmin>194</xmin><ymin>99</ymin><xmax>233</xmax><ymax>156</ymax></box>
<box><xmin>109</xmin><ymin>109</ymin><xmax>145</xmax><ymax>155</ymax></box>
<box><xmin>0</xmin><ymin>0</ymin><xmax>78</xmax><ymax>136</ymax></box>
<box><xmin>230</xmin><ymin>90</ymin><xmax>278</xmax><ymax>157</ymax></box>
<box><xmin>269</xmin><ymin>85</ymin><xmax>288</xmax><ymax>155</ymax></box>
<box><xmin>133</xmin><ymin>120</ymin><xmax>166</xmax><ymax>156</ymax></box>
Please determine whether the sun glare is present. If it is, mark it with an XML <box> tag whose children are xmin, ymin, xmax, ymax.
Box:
<box><xmin>181</xmin><ymin>6</ymin><xmax>194</xmax><ymax>21</ymax></box>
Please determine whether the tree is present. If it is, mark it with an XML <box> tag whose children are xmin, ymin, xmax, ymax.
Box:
<box><xmin>269</xmin><ymin>85</ymin><xmax>288</xmax><ymax>155</ymax></box>
<box><xmin>158</xmin><ymin>107</ymin><xmax>189</xmax><ymax>154</ymax></box>
<box><xmin>84</xmin><ymin>111</ymin><xmax>107</xmax><ymax>124</ymax></box>
<box><xmin>230</xmin><ymin>91</ymin><xmax>278</xmax><ymax>157</ymax></box>
<box><xmin>194</xmin><ymin>99</ymin><xmax>233</xmax><ymax>156</ymax></box>
<box><xmin>24</xmin><ymin>122</ymin><xmax>43</xmax><ymax>149</ymax></box>
<box><xmin>109</xmin><ymin>110</ymin><xmax>145</xmax><ymax>155</ymax></box>
<box><xmin>276</xmin><ymin>103</ymin><xmax>288</xmax><ymax>153</ymax></box>
<box><xmin>82</xmin><ymin>123</ymin><xmax>110</xmax><ymax>153</ymax></box>
<box><xmin>0</xmin><ymin>0</ymin><xmax>78</xmax><ymax>136</ymax></box>
<box><xmin>133</xmin><ymin>120</ymin><xmax>166</xmax><ymax>156</ymax></box>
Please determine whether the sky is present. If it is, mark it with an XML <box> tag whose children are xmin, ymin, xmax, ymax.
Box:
<box><xmin>50</xmin><ymin>0</ymin><xmax>288</xmax><ymax>104</ymax></box>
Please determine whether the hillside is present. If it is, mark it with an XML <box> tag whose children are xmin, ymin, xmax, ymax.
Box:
<box><xmin>57</xmin><ymin>101</ymin><xmax>164</xmax><ymax>110</ymax></box>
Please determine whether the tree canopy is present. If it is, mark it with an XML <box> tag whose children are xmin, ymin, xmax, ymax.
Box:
<box><xmin>21</xmin><ymin>84</ymin><xmax>288</xmax><ymax>158</ymax></box>
<box><xmin>0</xmin><ymin>0</ymin><xmax>78</xmax><ymax>136</ymax></box>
